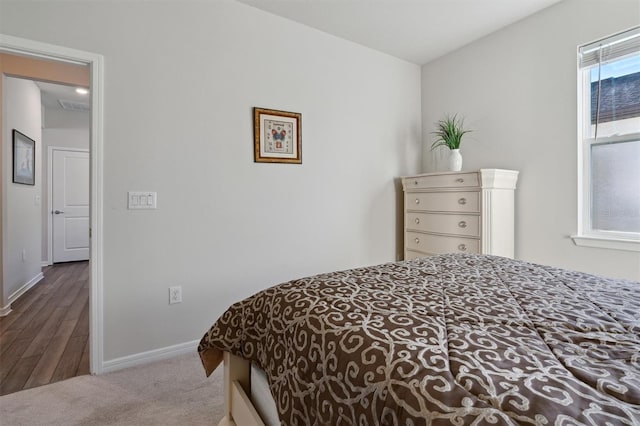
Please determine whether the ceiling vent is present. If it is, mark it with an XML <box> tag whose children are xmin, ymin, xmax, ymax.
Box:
<box><xmin>58</xmin><ymin>99</ymin><xmax>90</xmax><ymax>112</ymax></box>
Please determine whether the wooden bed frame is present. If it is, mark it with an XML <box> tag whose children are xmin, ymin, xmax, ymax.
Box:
<box><xmin>218</xmin><ymin>351</ymin><xmax>267</xmax><ymax>426</ymax></box>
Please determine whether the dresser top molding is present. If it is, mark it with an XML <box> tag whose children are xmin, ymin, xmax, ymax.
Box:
<box><xmin>402</xmin><ymin>169</ymin><xmax>519</xmax><ymax>191</ymax></box>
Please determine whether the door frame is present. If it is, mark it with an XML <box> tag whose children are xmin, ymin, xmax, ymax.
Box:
<box><xmin>0</xmin><ymin>34</ymin><xmax>105</xmax><ymax>374</ymax></box>
<box><xmin>47</xmin><ymin>146</ymin><xmax>90</xmax><ymax>266</ymax></box>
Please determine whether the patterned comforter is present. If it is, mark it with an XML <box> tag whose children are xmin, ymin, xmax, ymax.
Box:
<box><xmin>198</xmin><ymin>254</ymin><xmax>640</xmax><ymax>425</ymax></box>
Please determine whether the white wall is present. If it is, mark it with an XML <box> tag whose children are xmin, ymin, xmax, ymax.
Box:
<box><xmin>421</xmin><ymin>0</ymin><xmax>640</xmax><ymax>280</ymax></box>
<box><xmin>2</xmin><ymin>76</ymin><xmax>42</xmax><ymax>309</ymax></box>
<box><xmin>44</xmin><ymin>109</ymin><xmax>90</xmax><ymax>129</ymax></box>
<box><xmin>41</xmin><ymin>127</ymin><xmax>90</xmax><ymax>263</ymax></box>
<box><xmin>0</xmin><ymin>0</ymin><xmax>422</xmax><ymax>360</ymax></box>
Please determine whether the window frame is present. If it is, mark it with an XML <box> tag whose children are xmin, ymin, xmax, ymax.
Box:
<box><xmin>573</xmin><ymin>30</ymin><xmax>640</xmax><ymax>252</ymax></box>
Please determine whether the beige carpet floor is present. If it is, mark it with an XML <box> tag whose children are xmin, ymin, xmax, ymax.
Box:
<box><xmin>0</xmin><ymin>352</ymin><xmax>224</xmax><ymax>425</ymax></box>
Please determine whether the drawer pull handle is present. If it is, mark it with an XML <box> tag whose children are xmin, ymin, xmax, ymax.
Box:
<box><xmin>415</xmin><ymin>238</ymin><xmax>420</xmax><ymax>244</ymax></box>
<box><xmin>414</xmin><ymin>180</ymin><xmax>418</xmax><ymax>185</ymax></box>
<box><xmin>458</xmin><ymin>244</ymin><xmax>467</xmax><ymax>251</ymax></box>
<box><xmin>456</xmin><ymin>178</ymin><xmax>464</xmax><ymax>183</ymax></box>
<box><xmin>458</xmin><ymin>221</ymin><xmax>467</xmax><ymax>228</ymax></box>
<box><xmin>458</xmin><ymin>198</ymin><xmax>467</xmax><ymax>205</ymax></box>
<box><xmin>415</xmin><ymin>218</ymin><xmax>420</xmax><ymax>224</ymax></box>
<box><xmin>415</xmin><ymin>198</ymin><xmax>420</xmax><ymax>205</ymax></box>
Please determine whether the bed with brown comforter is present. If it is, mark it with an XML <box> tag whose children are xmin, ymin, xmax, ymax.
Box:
<box><xmin>198</xmin><ymin>254</ymin><xmax>640</xmax><ymax>425</ymax></box>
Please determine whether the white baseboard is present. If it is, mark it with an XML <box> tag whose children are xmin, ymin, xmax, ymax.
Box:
<box><xmin>0</xmin><ymin>304</ymin><xmax>12</xmax><ymax>317</ymax></box>
<box><xmin>102</xmin><ymin>339</ymin><xmax>200</xmax><ymax>374</ymax></box>
<box><xmin>3</xmin><ymin>272</ymin><xmax>45</xmax><ymax>317</ymax></box>
<box><xmin>41</xmin><ymin>260</ymin><xmax>51</xmax><ymax>267</ymax></box>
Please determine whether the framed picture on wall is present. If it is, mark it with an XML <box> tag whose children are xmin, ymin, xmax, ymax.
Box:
<box><xmin>13</xmin><ymin>129</ymin><xmax>35</xmax><ymax>185</ymax></box>
<box><xmin>253</xmin><ymin>107</ymin><xmax>302</xmax><ymax>164</ymax></box>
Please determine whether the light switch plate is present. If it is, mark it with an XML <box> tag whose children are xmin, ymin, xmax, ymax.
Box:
<box><xmin>169</xmin><ymin>286</ymin><xmax>182</xmax><ymax>304</ymax></box>
<box><xmin>128</xmin><ymin>191</ymin><xmax>157</xmax><ymax>209</ymax></box>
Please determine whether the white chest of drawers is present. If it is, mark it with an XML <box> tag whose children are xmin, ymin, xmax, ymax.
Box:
<box><xmin>401</xmin><ymin>169</ymin><xmax>518</xmax><ymax>260</ymax></box>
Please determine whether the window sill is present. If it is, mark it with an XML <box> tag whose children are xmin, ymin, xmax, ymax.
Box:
<box><xmin>571</xmin><ymin>235</ymin><xmax>640</xmax><ymax>252</ymax></box>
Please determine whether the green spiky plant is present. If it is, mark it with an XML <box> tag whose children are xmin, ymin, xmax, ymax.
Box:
<box><xmin>430</xmin><ymin>114</ymin><xmax>471</xmax><ymax>150</ymax></box>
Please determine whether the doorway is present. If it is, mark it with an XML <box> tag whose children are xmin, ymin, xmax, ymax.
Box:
<box><xmin>0</xmin><ymin>71</ymin><xmax>90</xmax><ymax>395</ymax></box>
<box><xmin>0</xmin><ymin>35</ymin><xmax>105</xmax><ymax>378</ymax></box>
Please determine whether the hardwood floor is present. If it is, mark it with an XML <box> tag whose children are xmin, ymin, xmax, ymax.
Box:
<box><xmin>0</xmin><ymin>261</ymin><xmax>89</xmax><ymax>396</ymax></box>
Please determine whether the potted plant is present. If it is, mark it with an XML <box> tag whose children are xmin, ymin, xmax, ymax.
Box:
<box><xmin>430</xmin><ymin>114</ymin><xmax>471</xmax><ymax>171</ymax></box>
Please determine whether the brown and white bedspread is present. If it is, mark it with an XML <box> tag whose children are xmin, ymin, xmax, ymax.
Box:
<box><xmin>198</xmin><ymin>254</ymin><xmax>640</xmax><ymax>425</ymax></box>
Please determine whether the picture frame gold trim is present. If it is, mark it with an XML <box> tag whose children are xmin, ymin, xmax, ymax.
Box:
<box><xmin>253</xmin><ymin>107</ymin><xmax>302</xmax><ymax>164</ymax></box>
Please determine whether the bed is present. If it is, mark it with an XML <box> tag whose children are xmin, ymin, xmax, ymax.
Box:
<box><xmin>198</xmin><ymin>253</ymin><xmax>640</xmax><ymax>425</ymax></box>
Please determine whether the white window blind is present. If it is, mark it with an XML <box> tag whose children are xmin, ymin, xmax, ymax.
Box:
<box><xmin>579</xmin><ymin>26</ymin><xmax>640</xmax><ymax>68</ymax></box>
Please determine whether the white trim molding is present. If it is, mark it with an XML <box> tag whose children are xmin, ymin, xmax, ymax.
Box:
<box><xmin>0</xmin><ymin>304</ymin><xmax>11</xmax><ymax>317</ymax></box>
<box><xmin>0</xmin><ymin>272</ymin><xmax>45</xmax><ymax>316</ymax></box>
<box><xmin>571</xmin><ymin>235</ymin><xmax>640</xmax><ymax>252</ymax></box>
<box><xmin>0</xmin><ymin>33</ymin><xmax>105</xmax><ymax>374</ymax></box>
<box><xmin>102</xmin><ymin>340</ymin><xmax>200</xmax><ymax>374</ymax></box>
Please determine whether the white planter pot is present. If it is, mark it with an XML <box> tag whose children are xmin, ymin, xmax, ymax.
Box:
<box><xmin>448</xmin><ymin>149</ymin><xmax>462</xmax><ymax>171</ymax></box>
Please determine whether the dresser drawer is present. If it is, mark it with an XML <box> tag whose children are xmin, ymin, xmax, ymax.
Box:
<box><xmin>406</xmin><ymin>191</ymin><xmax>479</xmax><ymax>213</ymax></box>
<box><xmin>404</xmin><ymin>172</ymin><xmax>479</xmax><ymax>190</ymax></box>
<box><xmin>406</xmin><ymin>212</ymin><xmax>480</xmax><ymax>237</ymax></box>
<box><xmin>404</xmin><ymin>250</ymin><xmax>430</xmax><ymax>260</ymax></box>
<box><xmin>406</xmin><ymin>231</ymin><xmax>479</xmax><ymax>255</ymax></box>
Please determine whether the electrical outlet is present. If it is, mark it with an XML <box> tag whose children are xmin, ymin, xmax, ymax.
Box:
<box><xmin>169</xmin><ymin>286</ymin><xmax>182</xmax><ymax>304</ymax></box>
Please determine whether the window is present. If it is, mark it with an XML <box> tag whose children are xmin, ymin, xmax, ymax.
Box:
<box><xmin>574</xmin><ymin>27</ymin><xmax>640</xmax><ymax>251</ymax></box>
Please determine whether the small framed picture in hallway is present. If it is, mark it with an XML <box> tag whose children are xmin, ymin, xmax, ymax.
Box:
<box><xmin>12</xmin><ymin>129</ymin><xmax>35</xmax><ymax>185</ymax></box>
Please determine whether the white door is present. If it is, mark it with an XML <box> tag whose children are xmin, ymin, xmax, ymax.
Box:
<box><xmin>52</xmin><ymin>149</ymin><xmax>89</xmax><ymax>263</ymax></box>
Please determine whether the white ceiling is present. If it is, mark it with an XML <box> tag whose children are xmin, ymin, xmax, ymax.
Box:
<box><xmin>29</xmin><ymin>1</ymin><xmax>564</xmax><ymax>106</ymax></box>
<box><xmin>36</xmin><ymin>81</ymin><xmax>90</xmax><ymax>111</ymax></box>
<box><xmin>236</xmin><ymin>0</ymin><xmax>563</xmax><ymax>64</ymax></box>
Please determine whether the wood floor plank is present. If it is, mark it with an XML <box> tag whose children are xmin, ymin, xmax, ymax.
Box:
<box><xmin>55</xmin><ymin>318</ymin><xmax>80</xmax><ymax>339</ymax></box>
<box><xmin>0</xmin><ymin>328</ymin><xmax>20</xmax><ymax>357</ymax></box>
<box><xmin>0</xmin><ymin>337</ymin><xmax>32</xmax><ymax>383</ymax></box>
<box><xmin>24</xmin><ymin>320</ymin><xmax>77</xmax><ymax>390</ymax></box>
<box><xmin>19</xmin><ymin>274</ymin><xmax>83</xmax><ymax>340</ymax></box>
<box><xmin>39</xmin><ymin>269</ymin><xmax>69</xmax><ymax>297</ymax></box>
<box><xmin>63</xmin><ymin>287</ymin><xmax>89</xmax><ymax>322</ymax></box>
<box><xmin>17</xmin><ymin>301</ymin><xmax>60</xmax><ymax>341</ymax></box>
<box><xmin>0</xmin><ymin>355</ymin><xmax>41</xmax><ymax>395</ymax></box>
<box><xmin>58</xmin><ymin>272</ymin><xmax>86</xmax><ymax>307</ymax></box>
<box><xmin>71</xmin><ymin>299</ymin><xmax>90</xmax><ymax>338</ymax></box>
<box><xmin>51</xmin><ymin>335</ymin><xmax>86</xmax><ymax>382</ymax></box>
<box><xmin>4</xmin><ymin>273</ymin><xmax>70</xmax><ymax>334</ymax></box>
<box><xmin>76</xmin><ymin>337</ymin><xmax>91</xmax><ymax>376</ymax></box>
<box><xmin>0</xmin><ymin>261</ymin><xmax>89</xmax><ymax>395</ymax></box>
<box><xmin>22</xmin><ymin>306</ymin><xmax>68</xmax><ymax>358</ymax></box>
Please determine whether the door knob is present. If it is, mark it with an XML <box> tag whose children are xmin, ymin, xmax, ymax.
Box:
<box><xmin>54</xmin><ymin>210</ymin><xmax>65</xmax><ymax>214</ymax></box>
